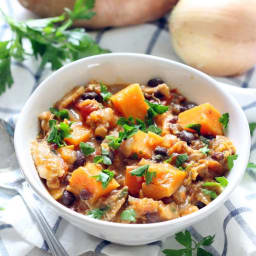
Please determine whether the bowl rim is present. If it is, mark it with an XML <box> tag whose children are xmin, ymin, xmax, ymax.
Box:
<box><xmin>14</xmin><ymin>52</ymin><xmax>251</xmax><ymax>230</ymax></box>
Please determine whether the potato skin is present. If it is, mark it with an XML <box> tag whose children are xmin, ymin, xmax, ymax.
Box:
<box><xmin>19</xmin><ymin>0</ymin><xmax>178</xmax><ymax>28</ymax></box>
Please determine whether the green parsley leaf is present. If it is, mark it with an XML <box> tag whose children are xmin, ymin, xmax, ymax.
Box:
<box><xmin>199</xmin><ymin>145</ymin><xmax>210</xmax><ymax>155</ymax></box>
<box><xmin>202</xmin><ymin>188</ymin><xmax>217</xmax><ymax>199</ymax></box>
<box><xmin>146</xmin><ymin>100</ymin><xmax>169</xmax><ymax>115</ymax></box>
<box><xmin>50</xmin><ymin>107</ymin><xmax>69</xmax><ymax>120</ymax></box>
<box><xmin>100</xmin><ymin>83</ymin><xmax>112</xmax><ymax>102</ymax></box>
<box><xmin>106</xmin><ymin>135</ymin><xmax>122</xmax><ymax>150</ymax></box>
<box><xmin>186</xmin><ymin>123</ymin><xmax>201</xmax><ymax>133</ymax></box>
<box><xmin>176</xmin><ymin>154</ymin><xmax>188</xmax><ymax>168</ymax></box>
<box><xmin>249</xmin><ymin>123</ymin><xmax>256</xmax><ymax>136</ymax></box>
<box><xmin>147</xmin><ymin>124</ymin><xmax>162</xmax><ymax>135</ymax></box>
<box><xmin>47</xmin><ymin>120</ymin><xmax>72</xmax><ymax>147</ymax></box>
<box><xmin>120</xmin><ymin>209</ymin><xmax>136</xmax><ymax>222</ymax></box>
<box><xmin>87</xmin><ymin>206</ymin><xmax>109</xmax><ymax>219</ymax></box>
<box><xmin>202</xmin><ymin>182</ymin><xmax>221</xmax><ymax>188</ymax></box>
<box><xmin>247</xmin><ymin>162</ymin><xmax>256</xmax><ymax>169</ymax></box>
<box><xmin>145</xmin><ymin>171</ymin><xmax>156</xmax><ymax>185</ymax></box>
<box><xmin>175</xmin><ymin>230</ymin><xmax>192</xmax><ymax>248</ymax></box>
<box><xmin>227</xmin><ymin>154</ymin><xmax>238</xmax><ymax>170</ymax></box>
<box><xmin>93</xmin><ymin>169</ymin><xmax>114</xmax><ymax>188</ymax></box>
<box><xmin>130</xmin><ymin>165</ymin><xmax>149</xmax><ymax>177</ymax></box>
<box><xmin>162</xmin><ymin>249</ymin><xmax>187</xmax><ymax>256</ymax></box>
<box><xmin>93</xmin><ymin>155</ymin><xmax>112</xmax><ymax>165</ymax></box>
<box><xmin>197</xmin><ymin>247</ymin><xmax>213</xmax><ymax>256</ymax></box>
<box><xmin>219</xmin><ymin>113</ymin><xmax>229</xmax><ymax>130</ymax></box>
<box><xmin>200</xmin><ymin>235</ymin><xmax>215</xmax><ymax>246</ymax></box>
<box><xmin>80</xmin><ymin>142</ymin><xmax>95</xmax><ymax>156</ymax></box>
<box><xmin>215</xmin><ymin>176</ymin><xmax>228</xmax><ymax>187</ymax></box>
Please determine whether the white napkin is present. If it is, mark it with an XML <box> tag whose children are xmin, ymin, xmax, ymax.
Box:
<box><xmin>1</xmin><ymin>1</ymin><xmax>256</xmax><ymax>255</ymax></box>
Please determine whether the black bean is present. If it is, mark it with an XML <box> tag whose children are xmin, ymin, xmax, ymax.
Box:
<box><xmin>62</xmin><ymin>190</ymin><xmax>75</xmax><ymax>206</ymax></box>
<box><xmin>147</xmin><ymin>78</ymin><xmax>164</xmax><ymax>87</ymax></box>
<box><xmin>162</xmin><ymin>196</ymin><xmax>173</xmax><ymax>204</ymax></box>
<box><xmin>81</xmin><ymin>92</ymin><xmax>102</xmax><ymax>102</ymax></box>
<box><xmin>204</xmin><ymin>134</ymin><xmax>216</xmax><ymax>140</ymax></box>
<box><xmin>212</xmin><ymin>152</ymin><xmax>224</xmax><ymax>161</ymax></box>
<box><xmin>154</xmin><ymin>91</ymin><xmax>164</xmax><ymax>99</ymax></box>
<box><xmin>169</xmin><ymin>116</ymin><xmax>178</xmax><ymax>124</ymax></box>
<box><xmin>178</xmin><ymin>130</ymin><xmax>195</xmax><ymax>144</ymax></box>
<box><xmin>145</xmin><ymin>212</ymin><xmax>161</xmax><ymax>223</ymax></box>
<box><xmin>154</xmin><ymin>146</ymin><xmax>168</xmax><ymax>156</ymax></box>
<box><xmin>73</xmin><ymin>151</ymin><xmax>86</xmax><ymax>169</ymax></box>
<box><xmin>195</xmin><ymin>201</ymin><xmax>206</xmax><ymax>209</ymax></box>
<box><xmin>80</xmin><ymin>189</ymin><xmax>92</xmax><ymax>200</ymax></box>
<box><xmin>172</xmin><ymin>104</ymin><xmax>187</xmax><ymax>115</ymax></box>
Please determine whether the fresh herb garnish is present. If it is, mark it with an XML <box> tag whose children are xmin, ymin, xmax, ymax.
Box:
<box><xmin>93</xmin><ymin>169</ymin><xmax>114</xmax><ymax>188</ymax></box>
<box><xmin>93</xmin><ymin>155</ymin><xmax>112</xmax><ymax>165</ymax></box>
<box><xmin>80</xmin><ymin>142</ymin><xmax>95</xmax><ymax>156</ymax></box>
<box><xmin>249</xmin><ymin>122</ymin><xmax>256</xmax><ymax>136</ymax></box>
<box><xmin>47</xmin><ymin>120</ymin><xmax>72</xmax><ymax>147</ymax></box>
<box><xmin>145</xmin><ymin>171</ymin><xmax>157</xmax><ymax>185</ymax></box>
<box><xmin>100</xmin><ymin>83</ymin><xmax>112</xmax><ymax>102</ymax></box>
<box><xmin>203</xmin><ymin>176</ymin><xmax>228</xmax><ymax>188</ymax></box>
<box><xmin>130</xmin><ymin>165</ymin><xmax>149</xmax><ymax>176</ymax></box>
<box><xmin>106</xmin><ymin>135</ymin><xmax>122</xmax><ymax>150</ymax></box>
<box><xmin>247</xmin><ymin>162</ymin><xmax>256</xmax><ymax>169</ymax></box>
<box><xmin>219</xmin><ymin>113</ymin><xmax>229</xmax><ymax>130</ymax></box>
<box><xmin>200</xmin><ymin>145</ymin><xmax>210</xmax><ymax>155</ymax></box>
<box><xmin>186</xmin><ymin>123</ymin><xmax>201</xmax><ymax>133</ymax></box>
<box><xmin>163</xmin><ymin>230</ymin><xmax>214</xmax><ymax>256</ymax></box>
<box><xmin>0</xmin><ymin>0</ymin><xmax>109</xmax><ymax>95</ymax></box>
<box><xmin>202</xmin><ymin>188</ymin><xmax>217</xmax><ymax>199</ymax></box>
<box><xmin>50</xmin><ymin>107</ymin><xmax>69</xmax><ymax>120</ymax></box>
<box><xmin>175</xmin><ymin>154</ymin><xmax>189</xmax><ymax>168</ymax></box>
<box><xmin>147</xmin><ymin>124</ymin><xmax>162</xmax><ymax>135</ymax></box>
<box><xmin>87</xmin><ymin>206</ymin><xmax>109</xmax><ymax>219</ymax></box>
<box><xmin>120</xmin><ymin>209</ymin><xmax>136</xmax><ymax>222</ymax></box>
<box><xmin>227</xmin><ymin>154</ymin><xmax>238</xmax><ymax>170</ymax></box>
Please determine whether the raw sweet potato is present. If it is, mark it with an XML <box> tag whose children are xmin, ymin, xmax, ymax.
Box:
<box><xmin>64</xmin><ymin>122</ymin><xmax>91</xmax><ymax>146</ymax></box>
<box><xmin>111</xmin><ymin>83</ymin><xmax>149</xmax><ymax>120</ymax></box>
<box><xmin>68</xmin><ymin>163</ymin><xmax>119</xmax><ymax>201</ymax></box>
<box><xmin>125</xmin><ymin>166</ymin><xmax>144</xmax><ymax>195</ymax></box>
<box><xmin>142</xmin><ymin>163</ymin><xmax>186</xmax><ymax>200</ymax></box>
<box><xmin>178</xmin><ymin>103</ymin><xmax>223</xmax><ymax>136</ymax></box>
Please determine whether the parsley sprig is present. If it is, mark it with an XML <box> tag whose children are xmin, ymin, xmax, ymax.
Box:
<box><xmin>0</xmin><ymin>0</ymin><xmax>109</xmax><ymax>95</ymax></box>
<box><xmin>47</xmin><ymin>120</ymin><xmax>72</xmax><ymax>147</ymax></box>
<box><xmin>219</xmin><ymin>113</ymin><xmax>229</xmax><ymax>130</ymax></box>
<box><xmin>100</xmin><ymin>83</ymin><xmax>112</xmax><ymax>102</ymax></box>
<box><xmin>93</xmin><ymin>169</ymin><xmax>114</xmax><ymax>188</ymax></box>
<box><xmin>50</xmin><ymin>107</ymin><xmax>69</xmax><ymax>120</ymax></box>
<box><xmin>87</xmin><ymin>206</ymin><xmax>110</xmax><ymax>219</ymax></box>
<box><xmin>163</xmin><ymin>230</ymin><xmax>215</xmax><ymax>256</ymax></box>
<box><xmin>93</xmin><ymin>147</ymin><xmax>112</xmax><ymax>165</ymax></box>
<box><xmin>80</xmin><ymin>142</ymin><xmax>95</xmax><ymax>156</ymax></box>
<box><xmin>130</xmin><ymin>165</ymin><xmax>156</xmax><ymax>185</ymax></box>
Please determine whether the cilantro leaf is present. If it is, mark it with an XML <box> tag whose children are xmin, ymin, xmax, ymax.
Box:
<box><xmin>176</xmin><ymin>154</ymin><xmax>188</xmax><ymax>168</ymax></box>
<box><xmin>186</xmin><ymin>124</ymin><xmax>201</xmax><ymax>133</ymax></box>
<box><xmin>80</xmin><ymin>142</ymin><xmax>95</xmax><ymax>156</ymax></box>
<box><xmin>146</xmin><ymin>100</ymin><xmax>169</xmax><ymax>115</ymax></box>
<box><xmin>50</xmin><ymin>107</ymin><xmax>69</xmax><ymax>120</ymax></box>
<box><xmin>227</xmin><ymin>154</ymin><xmax>238</xmax><ymax>170</ymax></box>
<box><xmin>93</xmin><ymin>169</ymin><xmax>114</xmax><ymax>188</ymax></box>
<box><xmin>130</xmin><ymin>165</ymin><xmax>149</xmax><ymax>176</ymax></box>
<box><xmin>215</xmin><ymin>176</ymin><xmax>228</xmax><ymax>187</ymax></box>
<box><xmin>145</xmin><ymin>171</ymin><xmax>156</xmax><ymax>185</ymax></box>
<box><xmin>202</xmin><ymin>188</ymin><xmax>217</xmax><ymax>199</ymax></box>
<box><xmin>197</xmin><ymin>248</ymin><xmax>213</xmax><ymax>256</ymax></box>
<box><xmin>87</xmin><ymin>206</ymin><xmax>109</xmax><ymax>219</ymax></box>
<box><xmin>247</xmin><ymin>162</ymin><xmax>256</xmax><ymax>169</ymax></box>
<box><xmin>219</xmin><ymin>113</ymin><xmax>229</xmax><ymax>130</ymax></box>
<box><xmin>175</xmin><ymin>230</ymin><xmax>192</xmax><ymax>248</ymax></box>
<box><xmin>120</xmin><ymin>209</ymin><xmax>136</xmax><ymax>222</ymax></box>
<box><xmin>93</xmin><ymin>155</ymin><xmax>112</xmax><ymax>165</ymax></box>
<box><xmin>249</xmin><ymin>123</ymin><xmax>256</xmax><ymax>136</ymax></box>
<box><xmin>162</xmin><ymin>249</ymin><xmax>187</xmax><ymax>256</ymax></box>
<box><xmin>100</xmin><ymin>83</ymin><xmax>112</xmax><ymax>102</ymax></box>
<box><xmin>202</xmin><ymin>182</ymin><xmax>221</xmax><ymax>188</ymax></box>
<box><xmin>147</xmin><ymin>124</ymin><xmax>162</xmax><ymax>135</ymax></box>
<box><xmin>199</xmin><ymin>145</ymin><xmax>210</xmax><ymax>155</ymax></box>
<box><xmin>200</xmin><ymin>235</ymin><xmax>215</xmax><ymax>246</ymax></box>
<box><xmin>106</xmin><ymin>135</ymin><xmax>122</xmax><ymax>150</ymax></box>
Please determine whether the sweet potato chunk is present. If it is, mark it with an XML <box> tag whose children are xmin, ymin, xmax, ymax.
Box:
<box><xmin>111</xmin><ymin>83</ymin><xmax>149</xmax><ymax>120</ymax></box>
<box><xmin>178</xmin><ymin>103</ymin><xmax>223</xmax><ymax>136</ymax></box>
<box><xmin>142</xmin><ymin>163</ymin><xmax>186</xmax><ymax>200</ymax></box>
<box><xmin>64</xmin><ymin>122</ymin><xmax>91</xmax><ymax>146</ymax></box>
<box><xmin>58</xmin><ymin>145</ymin><xmax>76</xmax><ymax>164</ymax></box>
<box><xmin>125</xmin><ymin>166</ymin><xmax>144</xmax><ymax>195</ymax></box>
<box><xmin>147</xmin><ymin>132</ymin><xmax>164</xmax><ymax>147</ymax></box>
<box><xmin>68</xmin><ymin>163</ymin><xmax>119</xmax><ymax>201</ymax></box>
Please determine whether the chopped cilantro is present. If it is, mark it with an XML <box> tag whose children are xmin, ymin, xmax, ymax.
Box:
<box><xmin>120</xmin><ymin>209</ymin><xmax>136</xmax><ymax>222</ymax></box>
<box><xmin>93</xmin><ymin>169</ymin><xmax>114</xmax><ymax>188</ymax></box>
<box><xmin>145</xmin><ymin>171</ymin><xmax>157</xmax><ymax>185</ymax></box>
<box><xmin>215</xmin><ymin>176</ymin><xmax>228</xmax><ymax>187</ymax></box>
<box><xmin>200</xmin><ymin>145</ymin><xmax>210</xmax><ymax>155</ymax></box>
<box><xmin>186</xmin><ymin>123</ymin><xmax>201</xmax><ymax>133</ymax></box>
<box><xmin>202</xmin><ymin>188</ymin><xmax>217</xmax><ymax>199</ymax></box>
<box><xmin>147</xmin><ymin>124</ymin><xmax>162</xmax><ymax>135</ymax></box>
<box><xmin>100</xmin><ymin>83</ymin><xmax>112</xmax><ymax>102</ymax></box>
<box><xmin>146</xmin><ymin>100</ymin><xmax>169</xmax><ymax>116</ymax></box>
<box><xmin>219</xmin><ymin>113</ymin><xmax>229</xmax><ymax>130</ymax></box>
<box><xmin>227</xmin><ymin>154</ymin><xmax>238</xmax><ymax>170</ymax></box>
<box><xmin>47</xmin><ymin>120</ymin><xmax>72</xmax><ymax>147</ymax></box>
<box><xmin>80</xmin><ymin>142</ymin><xmax>95</xmax><ymax>156</ymax></box>
<box><xmin>93</xmin><ymin>155</ymin><xmax>112</xmax><ymax>165</ymax></box>
<box><xmin>175</xmin><ymin>154</ymin><xmax>189</xmax><ymax>168</ymax></box>
<box><xmin>106</xmin><ymin>135</ymin><xmax>122</xmax><ymax>150</ymax></box>
<box><xmin>130</xmin><ymin>165</ymin><xmax>149</xmax><ymax>176</ymax></box>
<box><xmin>249</xmin><ymin>122</ymin><xmax>256</xmax><ymax>136</ymax></box>
<box><xmin>50</xmin><ymin>107</ymin><xmax>69</xmax><ymax>120</ymax></box>
<box><xmin>87</xmin><ymin>206</ymin><xmax>109</xmax><ymax>219</ymax></box>
<box><xmin>163</xmin><ymin>230</ymin><xmax>214</xmax><ymax>256</ymax></box>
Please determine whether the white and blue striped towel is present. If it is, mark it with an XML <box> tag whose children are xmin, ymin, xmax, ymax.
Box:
<box><xmin>1</xmin><ymin>1</ymin><xmax>256</xmax><ymax>255</ymax></box>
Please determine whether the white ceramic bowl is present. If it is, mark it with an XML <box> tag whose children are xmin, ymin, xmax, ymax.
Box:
<box><xmin>14</xmin><ymin>53</ymin><xmax>250</xmax><ymax>245</ymax></box>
